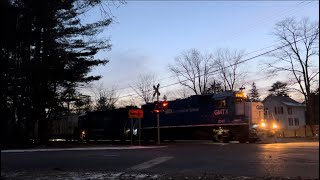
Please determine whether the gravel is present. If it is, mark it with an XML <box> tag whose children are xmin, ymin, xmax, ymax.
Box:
<box><xmin>1</xmin><ymin>171</ymin><xmax>318</xmax><ymax>180</ymax></box>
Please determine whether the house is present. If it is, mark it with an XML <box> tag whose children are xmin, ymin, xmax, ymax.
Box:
<box><xmin>262</xmin><ymin>95</ymin><xmax>306</xmax><ymax>137</ymax></box>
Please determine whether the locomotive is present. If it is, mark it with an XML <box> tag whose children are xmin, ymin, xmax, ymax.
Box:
<box><xmin>78</xmin><ymin>90</ymin><xmax>279</xmax><ymax>143</ymax></box>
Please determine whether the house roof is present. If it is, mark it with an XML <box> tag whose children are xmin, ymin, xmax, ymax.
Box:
<box><xmin>262</xmin><ymin>95</ymin><xmax>305</xmax><ymax>107</ymax></box>
<box><xmin>282</xmin><ymin>101</ymin><xmax>305</xmax><ymax>107</ymax></box>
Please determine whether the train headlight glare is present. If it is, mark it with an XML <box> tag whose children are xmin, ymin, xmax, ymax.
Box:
<box><xmin>261</xmin><ymin>122</ymin><xmax>266</xmax><ymax>127</ymax></box>
<box><xmin>273</xmin><ymin>124</ymin><xmax>278</xmax><ymax>129</ymax></box>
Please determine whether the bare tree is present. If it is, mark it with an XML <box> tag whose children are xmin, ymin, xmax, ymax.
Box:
<box><xmin>205</xmin><ymin>80</ymin><xmax>225</xmax><ymax>94</ymax></box>
<box><xmin>130</xmin><ymin>73</ymin><xmax>156</xmax><ymax>103</ymax></box>
<box><xmin>74</xmin><ymin>95</ymin><xmax>92</xmax><ymax>113</ymax></box>
<box><xmin>116</xmin><ymin>96</ymin><xmax>139</xmax><ymax>108</ymax></box>
<box><xmin>265</xmin><ymin>17</ymin><xmax>319</xmax><ymax>135</ymax></box>
<box><xmin>214</xmin><ymin>48</ymin><xmax>247</xmax><ymax>91</ymax></box>
<box><xmin>168</xmin><ymin>49</ymin><xmax>215</xmax><ymax>95</ymax></box>
<box><xmin>91</xmin><ymin>83</ymin><xmax>119</xmax><ymax>111</ymax></box>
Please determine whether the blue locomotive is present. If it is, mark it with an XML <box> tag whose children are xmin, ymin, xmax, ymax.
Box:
<box><xmin>78</xmin><ymin>91</ymin><xmax>269</xmax><ymax>143</ymax></box>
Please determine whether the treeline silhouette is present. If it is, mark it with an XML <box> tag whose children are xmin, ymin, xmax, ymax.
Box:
<box><xmin>0</xmin><ymin>0</ymin><xmax>113</xmax><ymax>146</ymax></box>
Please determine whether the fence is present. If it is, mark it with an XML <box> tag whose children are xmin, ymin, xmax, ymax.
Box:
<box><xmin>276</xmin><ymin>125</ymin><xmax>319</xmax><ymax>137</ymax></box>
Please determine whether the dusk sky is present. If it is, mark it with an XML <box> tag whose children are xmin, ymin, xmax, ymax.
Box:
<box><xmin>83</xmin><ymin>1</ymin><xmax>319</xmax><ymax>105</ymax></box>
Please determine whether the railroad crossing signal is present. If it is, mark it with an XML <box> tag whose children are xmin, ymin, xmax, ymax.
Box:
<box><xmin>153</xmin><ymin>101</ymin><xmax>169</xmax><ymax>113</ymax></box>
<box><xmin>162</xmin><ymin>101</ymin><xmax>168</xmax><ymax>108</ymax></box>
<box><xmin>153</xmin><ymin>83</ymin><xmax>161</xmax><ymax>145</ymax></box>
<box><xmin>153</xmin><ymin>83</ymin><xmax>160</xmax><ymax>98</ymax></box>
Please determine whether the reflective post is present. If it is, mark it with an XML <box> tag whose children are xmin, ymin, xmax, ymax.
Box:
<box><xmin>157</xmin><ymin>113</ymin><xmax>160</xmax><ymax>145</ymax></box>
<box><xmin>131</xmin><ymin>118</ymin><xmax>133</xmax><ymax>145</ymax></box>
<box><xmin>139</xmin><ymin>118</ymin><xmax>141</xmax><ymax>146</ymax></box>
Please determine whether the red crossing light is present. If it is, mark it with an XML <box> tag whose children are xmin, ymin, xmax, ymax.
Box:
<box><xmin>154</xmin><ymin>101</ymin><xmax>160</xmax><ymax>113</ymax></box>
<box><xmin>161</xmin><ymin>101</ymin><xmax>168</xmax><ymax>108</ymax></box>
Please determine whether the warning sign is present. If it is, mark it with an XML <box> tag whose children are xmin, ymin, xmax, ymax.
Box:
<box><xmin>128</xmin><ymin>109</ymin><xmax>143</xmax><ymax>119</ymax></box>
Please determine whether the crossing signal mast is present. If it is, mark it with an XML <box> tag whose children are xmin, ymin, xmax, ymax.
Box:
<box><xmin>153</xmin><ymin>84</ymin><xmax>161</xmax><ymax>144</ymax></box>
<box><xmin>152</xmin><ymin>84</ymin><xmax>170</xmax><ymax>144</ymax></box>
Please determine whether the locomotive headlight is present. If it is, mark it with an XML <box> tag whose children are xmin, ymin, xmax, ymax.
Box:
<box><xmin>243</xmin><ymin>92</ymin><xmax>247</xmax><ymax>97</ymax></box>
<box><xmin>272</xmin><ymin>123</ymin><xmax>278</xmax><ymax>129</ymax></box>
<box><xmin>81</xmin><ymin>130</ymin><xmax>86</xmax><ymax>135</ymax></box>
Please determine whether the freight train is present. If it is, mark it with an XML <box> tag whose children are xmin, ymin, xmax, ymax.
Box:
<box><xmin>47</xmin><ymin>114</ymin><xmax>79</xmax><ymax>141</ymax></box>
<box><xmin>77</xmin><ymin>90</ymin><xmax>279</xmax><ymax>143</ymax></box>
<box><xmin>78</xmin><ymin>108</ymin><xmax>135</xmax><ymax>142</ymax></box>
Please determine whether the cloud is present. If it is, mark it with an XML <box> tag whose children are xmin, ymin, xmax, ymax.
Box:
<box><xmin>91</xmin><ymin>49</ymin><xmax>156</xmax><ymax>88</ymax></box>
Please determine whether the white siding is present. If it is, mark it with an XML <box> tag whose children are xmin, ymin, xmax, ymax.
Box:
<box><xmin>263</xmin><ymin>98</ymin><xmax>306</xmax><ymax>130</ymax></box>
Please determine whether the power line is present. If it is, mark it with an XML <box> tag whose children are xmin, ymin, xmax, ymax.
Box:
<box><xmin>104</xmin><ymin>1</ymin><xmax>315</xmax><ymax>93</ymax></box>
<box><xmin>115</xmin><ymin>32</ymin><xmax>318</xmax><ymax>100</ymax></box>
<box><xmin>223</xmin><ymin>0</ymin><xmax>314</xmax><ymax>42</ymax></box>
<box><xmin>110</xmin><ymin>38</ymin><xmax>296</xmax><ymax>94</ymax></box>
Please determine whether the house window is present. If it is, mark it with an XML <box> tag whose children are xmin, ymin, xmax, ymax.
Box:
<box><xmin>275</xmin><ymin>107</ymin><xmax>283</xmax><ymax>114</ymax></box>
<box><xmin>294</xmin><ymin>118</ymin><xmax>299</xmax><ymax>126</ymax></box>
<box><xmin>276</xmin><ymin>106</ymin><xmax>283</xmax><ymax>114</ymax></box>
<box><xmin>287</xmin><ymin>107</ymin><xmax>292</xmax><ymax>115</ymax></box>
<box><xmin>288</xmin><ymin>118</ymin><xmax>294</xmax><ymax>126</ymax></box>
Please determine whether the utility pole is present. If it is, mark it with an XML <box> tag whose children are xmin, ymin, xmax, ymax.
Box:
<box><xmin>153</xmin><ymin>84</ymin><xmax>161</xmax><ymax>145</ymax></box>
<box><xmin>156</xmin><ymin>96</ymin><xmax>160</xmax><ymax>145</ymax></box>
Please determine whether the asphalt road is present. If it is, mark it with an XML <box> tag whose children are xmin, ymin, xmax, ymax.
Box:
<box><xmin>1</xmin><ymin>141</ymin><xmax>319</xmax><ymax>179</ymax></box>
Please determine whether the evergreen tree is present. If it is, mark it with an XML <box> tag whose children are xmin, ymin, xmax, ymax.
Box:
<box><xmin>249</xmin><ymin>82</ymin><xmax>260</xmax><ymax>102</ymax></box>
<box><xmin>268</xmin><ymin>81</ymin><xmax>289</xmax><ymax>96</ymax></box>
<box><xmin>74</xmin><ymin>95</ymin><xmax>92</xmax><ymax>113</ymax></box>
<box><xmin>1</xmin><ymin>0</ymin><xmax>122</xmax><ymax>144</ymax></box>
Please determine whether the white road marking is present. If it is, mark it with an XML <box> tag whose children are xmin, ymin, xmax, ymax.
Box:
<box><xmin>1</xmin><ymin>146</ymin><xmax>167</xmax><ymax>153</ymax></box>
<box><xmin>129</xmin><ymin>156</ymin><xmax>174</xmax><ymax>170</ymax></box>
<box><xmin>206</xmin><ymin>142</ymin><xmax>229</xmax><ymax>146</ymax></box>
<box><xmin>103</xmin><ymin>154</ymin><xmax>120</xmax><ymax>157</ymax></box>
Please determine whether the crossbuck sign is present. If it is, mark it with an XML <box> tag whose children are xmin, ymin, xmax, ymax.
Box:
<box><xmin>153</xmin><ymin>83</ymin><xmax>160</xmax><ymax>98</ymax></box>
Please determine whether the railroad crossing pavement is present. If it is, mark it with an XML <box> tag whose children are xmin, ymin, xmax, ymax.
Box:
<box><xmin>1</xmin><ymin>141</ymin><xmax>319</xmax><ymax>179</ymax></box>
<box><xmin>1</xmin><ymin>145</ymin><xmax>168</xmax><ymax>153</ymax></box>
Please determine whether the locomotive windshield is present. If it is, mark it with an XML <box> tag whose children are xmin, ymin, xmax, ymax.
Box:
<box><xmin>235</xmin><ymin>91</ymin><xmax>247</xmax><ymax>103</ymax></box>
